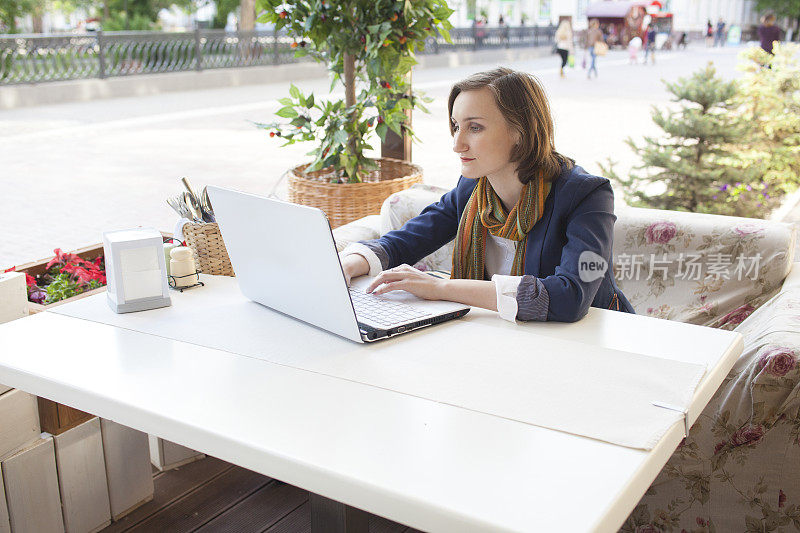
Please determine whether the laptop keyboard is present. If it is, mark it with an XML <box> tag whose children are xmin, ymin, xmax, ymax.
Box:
<box><xmin>349</xmin><ymin>288</ymin><xmax>431</xmax><ymax>328</ymax></box>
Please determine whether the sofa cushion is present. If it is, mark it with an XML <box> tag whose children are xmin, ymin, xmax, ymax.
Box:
<box><xmin>380</xmin><ymin>184</ymin><xmax>454</xmax><ymax>271</ymax></box>
<box><xmin>331</xmin><ymin>215</ymin><xmax>381</xmax><ymax>252</ymax></box>
<box><xmin>613</xmin><ymin>207</ymin><xmax>797</xmax><ymax>329</ymax></box>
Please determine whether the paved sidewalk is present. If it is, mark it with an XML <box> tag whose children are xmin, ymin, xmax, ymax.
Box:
<box><xmin>1</xmin><ymin>43</ymin><xmax>792</xmax><ymax>268</ymax></box>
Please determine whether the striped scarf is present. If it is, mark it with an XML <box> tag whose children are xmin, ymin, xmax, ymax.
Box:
<box><xmin>452</xmin><ymin>173</ymin><xmax>550</xmax><ymax>279</ymax></box>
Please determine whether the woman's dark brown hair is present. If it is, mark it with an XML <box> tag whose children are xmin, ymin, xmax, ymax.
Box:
<box><xmin>448</xmin><ymin>67</ymin><xmax>573</xmax><ymax>184</ymax></box>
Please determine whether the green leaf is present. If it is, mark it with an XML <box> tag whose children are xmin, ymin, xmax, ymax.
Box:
<box><xmin>332</xmin><ymin>129</ymin><xmax>348</xmax><ymax>146</ymax></box>
<box><xmin>289</xmin><ymin>84</ymin><xmax>301</xmax><ymax>99</ymax></box>
<box><xmin>306</xmin><ymin>94</ymin><xmax>315</xmax><ymax>108</ymax></box>
<box><xmin>276</xmin><ymin>106</ymin><xmax>299</xmax><ymax>118</ymax></box>
<box><xmin>278</xmin><ymin>97</ymin><xmax>293</xmax><ymax>106</ymax></box>
<box><xmin>304</xmin><ymin>14</ymin><xmax>316</xmax><ymax>32</ymax></box>
<box><xmin>376</xmin><ymin>123</ymin><xmax>388</xmax><ymax>141</ymax></box>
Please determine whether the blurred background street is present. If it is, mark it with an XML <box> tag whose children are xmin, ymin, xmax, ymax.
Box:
<box><xmin>0</xmin><ymin>43</ymin><xmax>792</xmax><ymax>267</ymax></box>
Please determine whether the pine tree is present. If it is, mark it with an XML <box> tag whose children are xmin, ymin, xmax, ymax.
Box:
<box><xmin>602</xmin><ymin>63</ymin><xmax>769</xmax><ymax>217</ymax></box>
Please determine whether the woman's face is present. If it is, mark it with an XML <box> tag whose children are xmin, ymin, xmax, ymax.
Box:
<box><xmin>451</xmin><ymin>88</ymin><xmax>520</xmax><ymax>181</ymax></box>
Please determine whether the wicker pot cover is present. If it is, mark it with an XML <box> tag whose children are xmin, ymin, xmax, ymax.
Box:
<box><xmin>287</xmin><ymin>157</ymin><xmax>423</xmax><ymax>228</ymax></box>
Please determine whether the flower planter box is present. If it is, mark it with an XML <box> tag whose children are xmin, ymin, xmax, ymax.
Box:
<box><xmin>13</xmin><ymin>242</ymin><xmax>107</xmax><ymax>315</ymax></box>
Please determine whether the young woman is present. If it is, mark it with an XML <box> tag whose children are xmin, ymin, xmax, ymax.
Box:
<box><xmin>340</xmin><ymin>68</ymin><xmax>634</xmax><ymax>323</ymax></box>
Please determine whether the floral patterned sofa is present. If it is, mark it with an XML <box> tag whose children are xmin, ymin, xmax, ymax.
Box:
<box><xmin>331</xmin><ymin>184</ymin><xmax>800</xmax><ymax>533</ymax></box>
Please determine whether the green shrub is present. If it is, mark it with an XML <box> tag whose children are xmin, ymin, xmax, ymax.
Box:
<box><xmin>602</xmin><ymin>48</ymin><xmax>800</xmax><ymax>219</ymax></box>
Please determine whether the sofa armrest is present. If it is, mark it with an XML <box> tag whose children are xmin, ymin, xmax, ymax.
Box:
<box><xmin>331</xmin><ymin>215</ymin><xmax>381</xmax><ymax>252</ymax></box>
<box><xmin>703</xmin><ymin>279</ymin><xmax>800</xmax><ymax>445</ymax></box>
<box><xmin>780</xmin><ymin>262</ymin><xmax>800</xmax><ymax>291</ymax></box>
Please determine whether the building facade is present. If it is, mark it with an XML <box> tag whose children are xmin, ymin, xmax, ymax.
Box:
<box><xmin>448</xmin><ymin>0</ymin><xmax>760</xmax><ymax>31</ymax></box>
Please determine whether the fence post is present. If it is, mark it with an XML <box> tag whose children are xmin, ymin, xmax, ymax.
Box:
<box><xmin>194</xmin><ymin>28</ymin><xmax>203</xmax><ymax>71</ymax></box>
<box><xmin>272</xmin><ymin>27</ymin><xmax>279</xmax><ymax>65</ymax></box>
<box><xmin>96</xmin><ymin>30</ymin><xmax>107</xmax><ymax>79</ymax></box>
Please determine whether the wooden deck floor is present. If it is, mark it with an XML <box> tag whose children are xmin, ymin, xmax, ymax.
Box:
<box><xmin>100</xmin><ymin>456</ymin><xmax>423</xmax><ymax>533</ymax></box>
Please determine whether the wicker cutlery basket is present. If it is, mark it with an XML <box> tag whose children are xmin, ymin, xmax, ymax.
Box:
<box><xmin>288</xmin><ymin>157</ymin><xmax>423</xmax><ymax>228</ymax></box>
<box><xmin>182</xmin><ymin>222</ymin><xmax>235</xmax><ymax>277</ymax></box>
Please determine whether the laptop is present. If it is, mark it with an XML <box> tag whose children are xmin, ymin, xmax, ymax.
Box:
<box><xmin>207</xmin><ymin>186</ymin><xmax>470</xmax><ymax>343</ymax></box>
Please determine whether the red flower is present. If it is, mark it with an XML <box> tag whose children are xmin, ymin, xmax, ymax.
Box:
<box><xmin>713</xmin><ymin>441</ymin><xmax>727</xmax><ymax>454</ymax></box>
<box><xmin>6</xmin><ymin>267</ymin><xmax>39</xmax><ymax>288</ymax></box>
<box><xmin>719</xmin><ymin>304</ymin><xmax>755</xmax><ymax>326</ymax></box>
<box><xmin>757</xmin><ymin>347</ymin><xmax>797</xmax><ymax>377</ymax></box>
<box><xmin>645</xmin><ymin>221</ymin><xmax>677</xmax><ymax>244</ymax></box>
<box><xmin>730</xmin><ymin>425</ymin><xmax>765</xmax><ymax>448</ymax></box>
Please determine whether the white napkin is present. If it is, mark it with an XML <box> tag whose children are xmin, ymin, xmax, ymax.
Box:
<box><xmin>172</xmin><ymin>218</ymin><xmax>193</xmax><ymax>242</ymax></box>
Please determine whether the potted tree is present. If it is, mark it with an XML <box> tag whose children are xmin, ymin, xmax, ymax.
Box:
<box><xmin>255</xmin><ymin>0</ymin><xmax>454</xmax><ymax>227</ymax></box>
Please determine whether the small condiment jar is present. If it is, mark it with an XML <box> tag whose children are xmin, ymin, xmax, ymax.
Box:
<box><xmin>170</xmin><ymin>247</ymin><xmax>199</xmax><ymax>287</ymax></box>
<box><xmin>163</xmin><ymin>242</ymin><xmax>178</xmax><ymax>275</ymax></box>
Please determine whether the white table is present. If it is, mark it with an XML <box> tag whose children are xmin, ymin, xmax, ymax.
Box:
<box><xmin>0</xmin><ymin>275</ymin><xmax>743</xmax><ymax>532</ymax></box>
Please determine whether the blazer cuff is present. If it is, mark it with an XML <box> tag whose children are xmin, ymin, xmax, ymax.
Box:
<box><xmin>492</xmin><ymin>274</ymin><xmax>521</xmax><ymax>323</ymax></box>
<box><xmin>340</xmin><ymin>242</ymin><xmax>384</xmax><ymax>277</ymax></box>
<box><xmin>516</xmin><ymin>275</ymin><xmax>550</xmax><ymax>322</ymax></box>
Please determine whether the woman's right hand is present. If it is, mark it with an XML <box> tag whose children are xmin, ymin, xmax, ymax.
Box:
<box><xmin>340</xmin><ymin>253</ymin><xmax>370</xmax><ymax>286</ymax></box>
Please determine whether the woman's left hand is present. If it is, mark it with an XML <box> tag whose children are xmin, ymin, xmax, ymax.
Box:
<box><xmin>366</xmin><ymin>264</ymin><xmax>446</xmax><ymax>300</ymax></box>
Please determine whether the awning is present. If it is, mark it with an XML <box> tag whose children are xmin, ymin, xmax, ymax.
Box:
<box><xmin>586</xmin><ymin>1</ymin><xmax>649</xmax><ymax>19</ymax></box>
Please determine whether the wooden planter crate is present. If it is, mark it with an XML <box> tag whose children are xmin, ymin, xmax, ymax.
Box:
<box><xmin>54</xmin><ymin>418</ymin><xmax>112</xmax><ymax>533</ymax></box>
<box><xmin>0</xmin><ymin>389</ymin><xmax>41</xmax><ymax>459</ymax></box>
<box><xmin>100</xmin><ymin>419</ymin><xmax>154</xmax><ymax>520</ymax></box>
<box><xmin>37</xmin><ymin>396</ymin><xmax>93</xmax><ymax>436</ymax></box>
<box><xmin>0</xmin><ymin>463</ymin><xmax>9</xmax><ymax>533</ymax></box>
<box><xmin>1</xmin><ymin>436</ymin><xmax>64</xmax><ymax>532</ymax></box>
<box><xmin>149</xmin><ymin>435</ymin><xmax>205</xmax><ymax>471</ymax></box>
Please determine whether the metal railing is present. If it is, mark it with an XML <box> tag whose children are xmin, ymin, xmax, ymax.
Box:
<box><xmin>0</xmin><ymin>26</ymin><xmax>555</xmax><ymax>85</ymax></box>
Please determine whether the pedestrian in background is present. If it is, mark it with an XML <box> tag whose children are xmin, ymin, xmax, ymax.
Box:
<box><xmin>585</xmin><ymin>19</ymin><xmax>604</xmax><ymax>79</ymax></box>
<box><xmin>499</xmin><ymin>14</ymin><xmax>510</xmax><ymax>48</ymax></box>
<box><xmin>758</xmin><ymin>13</ymin><xmax>782</xmax><ymax>55</ymax></box>
<box><xmin>714</xmin><ymin>19</ymin><xmax>726</xmax><ymax>46</ymax></box>
<box><xmin>644</xmin><ymin>23</ymin><xmax>656</xmax><ymax>64</ymax></box>
<box><xmin>554</xmin><ymin>20</ymin><xmax>573</xmax><ymax>78</ymax></box>
<box><xmin>628</xmin><ymin>35</ymin><xmax>642</xmax><ymax>64</ymax></box>
<box><xmin>706</xmin><ymin>19</ymin><xmax>714</xmax><ymax>46</ymax></box>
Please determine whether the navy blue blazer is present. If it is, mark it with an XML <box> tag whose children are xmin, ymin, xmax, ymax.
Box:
<box><xmin>373</xmin><ymin>164</ymin><xmax>635</xmax><ymax>322</ymax></box>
